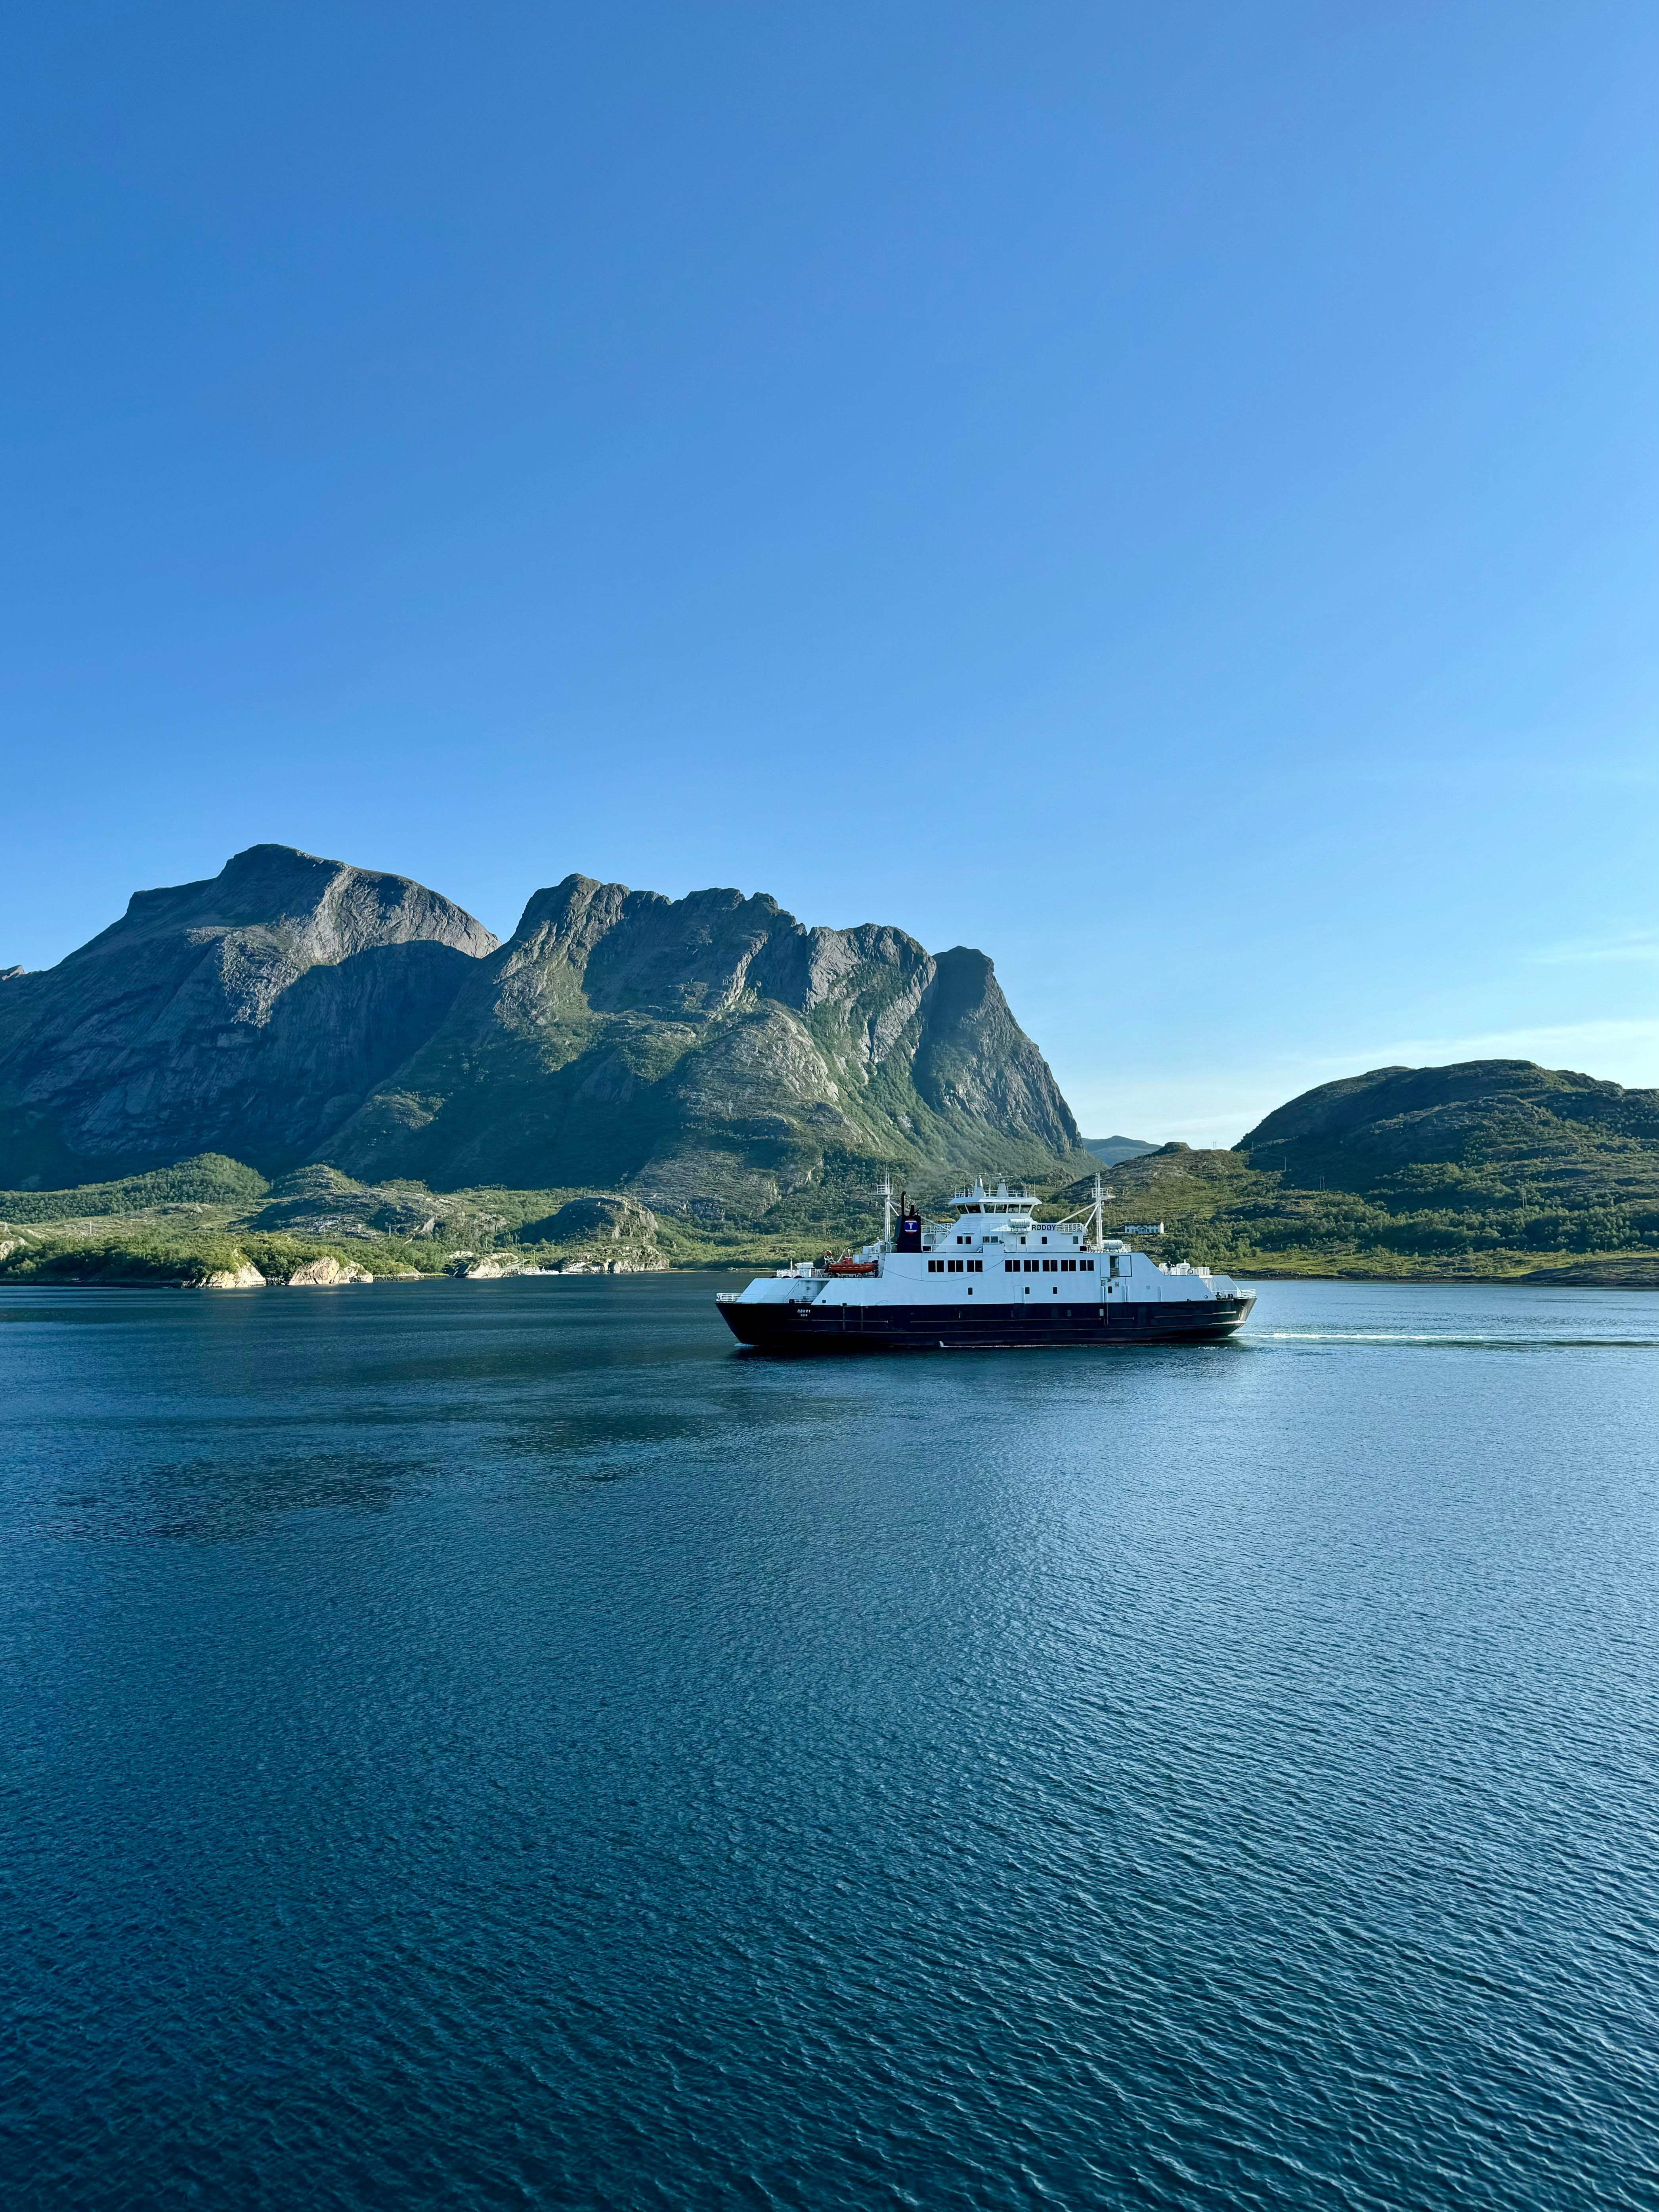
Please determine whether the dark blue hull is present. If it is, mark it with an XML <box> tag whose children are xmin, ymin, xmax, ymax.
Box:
<box><xmin>719</xmin><ymin>1295</ymin><xmax>1253</xmax><ymax>1351</ymax></box>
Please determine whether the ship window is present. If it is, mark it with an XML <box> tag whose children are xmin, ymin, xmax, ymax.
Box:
<box><xmin>970</xmin><ymin>1260</ymin><xmax>982</xmax><ymax>1272</ymax></box>
<box><xmin>928</xmin><ymin>1259</ymin><xmax>942</xmax><ymax>1273</ymax></box>
<box><xmin>1081</xmin><ymin>1259</ymin><xmax>1094</xmax><ymax>1272</ymax></box>
<box><xmin>1041</xmin><ymin>1236</ymin><xmax>1048</xmax><ymax>1245</ymax></box>
<box><xmin>1005</xmin><ymin>1260</ymin><xmax>1016</xmax><ymax>1272</ymax></box>
<box><xmin>1061</xmin><ymin>1259</ymin><xmax>1075</xmax><ymax>1272</ymax></box>
<box><xmin>1042</xmin><ymin>1259</ymin><xmax>1057</xmax><ymax>1272</ymax></box>
<box><xmin>948</xmin><ymin>1259</ymin><xmax>962</xmax><ymax>1272</ymax></box>
<box><xmin>1023</xmin><ymin>1259</ymin><xmax>1038</xmax><ymax>1272</ymax></box>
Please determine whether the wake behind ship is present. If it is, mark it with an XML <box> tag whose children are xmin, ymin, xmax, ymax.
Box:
<box><xmin>717</xmin><ymin>1180</ymin><xmax>1254</xmax><ymax>1352</ymax></box>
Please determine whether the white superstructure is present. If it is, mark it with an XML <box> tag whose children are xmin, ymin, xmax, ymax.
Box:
<box><xmin>717</xmin><ymin>1177</ymin><xmax>1254</xmax><ymax>1349</ymax></box>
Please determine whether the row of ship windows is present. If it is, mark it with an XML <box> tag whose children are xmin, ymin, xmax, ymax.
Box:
<box><xmin>928</xmin><ymin>1257</ymin><xmax>1097</xmax><ymax>1274</ymax></box>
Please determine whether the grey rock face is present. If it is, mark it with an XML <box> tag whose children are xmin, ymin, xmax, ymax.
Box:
<box><xmin>277</xmin><ymin>1254</ymin><xmax>376</xmax><ymax>1287</ymax></box>
<box><xmin>0</xmin><ymin>846</ymin><xmax>497</xmax><ymax>1185</ymax></box>
<box><xmin>321</xmin><ymin>873</ymin><xmax>1082</xmax><ymax>1206</ymax></box>
<box><xmin>448</xmin><ymin>1253</ymin><xmax>524</xmax><ymax>1280</ymax></box>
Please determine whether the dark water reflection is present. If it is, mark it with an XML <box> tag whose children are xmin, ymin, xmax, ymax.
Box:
<box><xmin>2</xmin><ymin>1274</ymin><xmax>1656</xmax><ymax>2210</ymax></box>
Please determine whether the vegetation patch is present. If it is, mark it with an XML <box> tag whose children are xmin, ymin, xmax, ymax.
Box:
<box><xmin>0</xmin><ymin>1154</ymin><xmax>269</xmax><ymax>1223</ymax></box>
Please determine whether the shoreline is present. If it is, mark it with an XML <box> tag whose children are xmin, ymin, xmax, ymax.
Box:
<box><xmin>6</xmin><ymin>1260</ymin><xmax>1659</xmax><ymax>1293</ymax></box>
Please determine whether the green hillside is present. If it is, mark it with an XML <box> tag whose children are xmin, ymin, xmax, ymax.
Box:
<box><xmin>0</xmin><ymin>1154</ymin><xmax>995</xmax><ymax>1285</ymax></box>
<box><xmin>1079</xmin><ymin>1061</ymin><xmax>1659</xmax><ymax>1283</ymax></box>
<box><xmin>9</xmin><ymin>1058</ymin><xmax>1659</xmax><ymax>1289</ymax></box>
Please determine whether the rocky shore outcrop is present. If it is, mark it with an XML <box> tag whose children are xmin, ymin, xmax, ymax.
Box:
<box><xmin>278</xmin><ymin>1255</ymin><xmax>376</xmax><ymax>1286</ymax></box>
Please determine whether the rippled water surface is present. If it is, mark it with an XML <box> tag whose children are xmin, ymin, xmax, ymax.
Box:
<box><xmin>2</xmin><ymin>1274</ymin><xmax>1656</xmax><ymax>2210</ymax></box>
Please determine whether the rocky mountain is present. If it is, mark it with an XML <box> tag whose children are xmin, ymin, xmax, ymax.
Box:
<box><xmin>0</xmin><ymin>848</ymin><xmax>1086</xmax><ymax>1214</ymax></box>
<box><xmin>320</xmin><ymin>871</ymin><xmax>1084</xmax><ymax>1215</ymax></box>
<box><xmin>0</xmin><ymin>846</ymin><xmax>497</xmax><ymax>1187</ymax></box>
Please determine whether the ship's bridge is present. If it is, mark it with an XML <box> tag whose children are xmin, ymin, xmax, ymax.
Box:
<box><xmin>946</xmin><ymin>1179</ymin><xmax>1034</xmax><ymax>1221</ymax></box>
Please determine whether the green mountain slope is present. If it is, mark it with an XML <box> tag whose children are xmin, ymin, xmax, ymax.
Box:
<box><xmin>1081</xmin><ymin>1061</ymin><xmax>1659</xmax><ymax>1280</ymax></box>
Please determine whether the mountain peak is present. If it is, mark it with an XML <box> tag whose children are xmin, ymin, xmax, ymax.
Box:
<box><xmin>0</xmin><ymin>851</ymin><xmax>1085</xmax><ymax>1209</ymax></box>
<box><xmin>0</xmin><ymin>850</ymin><xmax>500</xmax><ymax>1186</ymax></box>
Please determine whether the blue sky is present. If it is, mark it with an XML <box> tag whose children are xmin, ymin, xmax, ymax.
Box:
<box><xmin>4</xmin><ymin>2</ymin><xmax>1655</xmax><ymax>1142</ymax></box>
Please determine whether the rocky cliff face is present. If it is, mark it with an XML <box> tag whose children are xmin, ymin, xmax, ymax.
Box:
<box><xmin>320</xmin><ymin>873</ymin><xmax>1082</xmax><ymax>1213</ymax></box>
<box><xmin>0</xmin><ymin>846</ymin><xmax>498</xmax><ymax>1185</ymax></box>
<box><xmin>0</xmin><ymin>853</ymin><xmax>1084</xmax><ymax>1209</ymax></box>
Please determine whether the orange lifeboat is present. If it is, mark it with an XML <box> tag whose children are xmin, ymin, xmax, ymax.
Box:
<box><xmin>824</xmin><ymin>1256</ymin><xmax>879</xmax><ymax>1276</ymax></box>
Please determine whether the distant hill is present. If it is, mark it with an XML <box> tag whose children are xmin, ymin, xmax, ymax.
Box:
<box><xmin>0</xmin><ymin>846</ymin><xmax>1091</xmax><ymax>1227</ymax></box>
<box><xmin>1082</xmin><ymin>1135</ymin><xmax>1160</xmax><ymax>1166</ymax></box>
<box><xmin>1074</xmin><ymin>1061</ymin><xmax>1659</xmax><ymax>1279</ymax></box>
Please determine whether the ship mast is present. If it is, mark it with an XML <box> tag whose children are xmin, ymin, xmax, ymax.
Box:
<box><xmin>882</xmin><ymin>1173</ymin><xmax>894</xmax><ymax>1246</ymax></box>
<box><xmin>1090</xmin><ymin>1173</ymin><xmax>1114</xmax><ymax>1251</ymax></box>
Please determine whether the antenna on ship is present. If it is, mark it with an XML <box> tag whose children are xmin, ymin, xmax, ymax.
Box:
<box><xmin>881</xmin><ymin>1173</ymin><xmax>894</xmax><ymax>1246</ymax></box>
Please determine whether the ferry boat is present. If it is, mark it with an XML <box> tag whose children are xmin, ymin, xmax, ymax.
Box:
<box><xmin>716</xmin><ymin>1178</ymin><xmax>1254</xmax><ymax>1351</ymax></box>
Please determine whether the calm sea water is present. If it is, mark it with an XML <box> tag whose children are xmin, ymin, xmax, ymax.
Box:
<box><xmin>1</xmin><ymin>1274</ymin><xmax>1655</xmax><ymax>2211</ymax></box>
